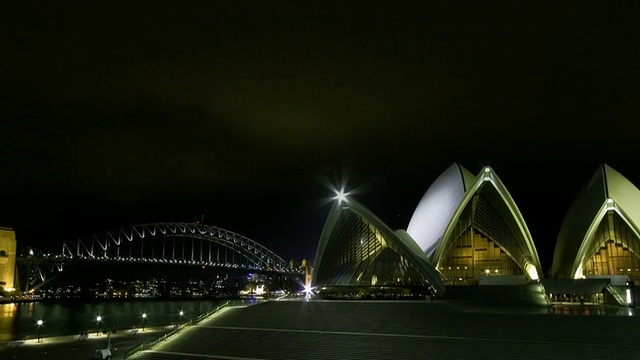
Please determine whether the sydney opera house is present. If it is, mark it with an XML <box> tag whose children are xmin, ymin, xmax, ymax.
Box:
<box><xmin>312</xmin><ymin>163</ymin><xmax>640</xmax><ymax>306</ymax></box>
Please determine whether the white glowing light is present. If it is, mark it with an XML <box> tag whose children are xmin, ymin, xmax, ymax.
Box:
<box><xmin>96</xmin><ymin>316</ymin><xmax>102</xmax><ymax>322</ymax></box>
<box><xmin>525</xmin><ymin>262</ymin><xmax>539</xmax><ymax>281</ymax></box>
<box><xmin>334</xmin><ymin>189</ymin><xmax>348</xmax><ymax>203</ymax></box>
<box><xmin>627</xmin><ymin>289</ymin><xmax>632</xmax><ymax>304</ymax></box>
<box><xmin>37</xmin><ymin>320</ymin><xmax>43</xmax><ymax>326</ymax></box>
<box><xmin>142</xmin><ymin>313</ymin><xmax>147</xmax><ymax>319</ymax></box>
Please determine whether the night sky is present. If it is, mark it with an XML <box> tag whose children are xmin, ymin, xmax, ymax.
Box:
<box><xmin>3</xmin><ymin>2</ymin><xmax>640</xmax><ymax>274</ymax></box>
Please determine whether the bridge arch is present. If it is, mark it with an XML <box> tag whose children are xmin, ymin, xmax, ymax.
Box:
<box><xmin>61</xmin><ymin>222</ymin><xmax>290</xmax><ymax>272</ymax></box>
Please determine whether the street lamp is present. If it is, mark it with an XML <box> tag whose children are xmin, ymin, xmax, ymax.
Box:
<box><xmin>36</xmin><ymin>319</ymin><xmax>43</xmax><ymax>342</ymax></box>
<box><xmin>96</xmin><ymin>316</ymin><xmax>102</xmax><ymax>336</ymax></box>
<box><xmin>142</xmin><ymin>313</ymin><xmax>147</xmax><ymax>331</ymax></box>
<box><xmin>179</xmin><ymin>310</ymin><xmax>184</xmax><ymax>323</ymax></box>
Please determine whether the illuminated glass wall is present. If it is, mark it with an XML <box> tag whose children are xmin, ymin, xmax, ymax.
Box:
<box><xmin>582</xmin><ymin>211</ymin><xmax>640</xmax><ymax>281</ymax></box>
<box><xmin>314</xmin><ymin>210</ymin><xmax>431</xmax><ymax>287</ymax></box>
<box><xmin>438</xmin><ymin>231</ymin><xmax>522</xmax><ymax>285</ymax></box>
<box><xmin>436</xmin><ymin>182</ymin><xmax>531</xmax><ymax>285</ymax></box>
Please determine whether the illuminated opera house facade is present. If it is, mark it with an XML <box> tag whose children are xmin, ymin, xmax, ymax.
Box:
<box><xmin>406</xmin><ymin>164</ymin><xmax>541</xmax><ymax>286</ymax></box>
<box><xmin>551</xmin><ymin>164</ymin><xmax>640</xmax><ymax>282</ymax></box>
<box><xmin>312</xmin><ymin>195</ymin><xmax>447</xmax><ymax>298</ymax></box>
<box><xmin>312</xmin><ymin>163</ymin><xmax>640</xmax><ymax>305</ymax></box>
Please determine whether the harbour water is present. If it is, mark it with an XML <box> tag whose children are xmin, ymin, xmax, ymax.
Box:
<box><xmin>0</xmin><ymin>299</ymin><xmax>225</xmax><ymax>341</ymax></box>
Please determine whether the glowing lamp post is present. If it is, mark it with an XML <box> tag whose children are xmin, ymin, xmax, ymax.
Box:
<box><xmin>36</xmin><ymin>319</ymin><xmax>43</xmax><ymax>342</ymax></box>
<box><xmin>142</xmin><ymin>313</ymin><xmax>147</xmax><ymax>331</ymax></box>
<box><xmin>179</xmin><ymin>310</ymin><xmax>184</xmax><ymax>323</ymax></box>
<box><xmin>96</xmin><ymin>316</ymin><xmax>102</xmax><ymax>336</ymax></box>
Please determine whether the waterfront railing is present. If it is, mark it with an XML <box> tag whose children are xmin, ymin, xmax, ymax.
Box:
<box><xmin>124</xmin><ymin>300</ymin><xmax>231</xmax><ymax>359</ymax></box>
<box><xmin>124</xmin><ymin>301</ymin><xmax>229</xmax><ymax>360</ymax></box>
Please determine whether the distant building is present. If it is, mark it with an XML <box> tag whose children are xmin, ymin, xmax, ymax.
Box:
<box><xmin>301</xmin><ymin>258</ymin><xmax>312</xmax><ymax>290</ymax></box>
<box><xmin>312</xmin><ymin>196</ymin><xmax>446</xmax><ymax>298</ymax></box>
<box><xmin>0</xmin><ymin>227</ymin><xmax>17</xmax><ymax>293</ymax></box>
<box><xmin>407</xmin><ymin>164</ymin><xmax>542</xmax><ymax>285</ymax></box>
<box><xmin>551</xmin><ymin>164</ymin><xmax>640</xmax><ymax>281</ymax></box>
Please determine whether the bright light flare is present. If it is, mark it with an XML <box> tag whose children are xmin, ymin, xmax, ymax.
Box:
<box><xmin>319</xmin><ymin>171</ymin><xmax>368</xmax><ymax>207</ymax></box>
<box><xmin>334</xmin><ymin>189</ymin><xmax>348</xmax><ymax>203</ymax></box>
<box><xmin>36</xmin><ymin>319</ymin><xmax>43</xmax><ymax>326</ymax></box>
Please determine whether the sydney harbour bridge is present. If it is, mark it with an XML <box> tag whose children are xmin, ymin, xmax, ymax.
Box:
<box><xmin>14</xmin><ymin>222</ymin><xmax>304</xmax><ymax>295</ymax></box>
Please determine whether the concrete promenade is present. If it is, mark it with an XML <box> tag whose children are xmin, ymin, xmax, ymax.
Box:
<box><xmin>4</xmin><ymin>299</ymin><xmax>640</xmax><ymax>359</ymax></box>
<box><xmin>0</xmin><ymin>325</ymin><xmax>175</xmax><ymax>360</ymax></box>
<box><xmin>130</xmin><ymin>299</ymin><xmax>640</xmax><ymax>360</ymax></box>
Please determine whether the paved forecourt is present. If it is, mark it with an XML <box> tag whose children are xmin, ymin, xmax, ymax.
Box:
<box><xmin>132</xmin><ymin>300</ymin><xmax>640</xmax><ymax>360</ymax></box>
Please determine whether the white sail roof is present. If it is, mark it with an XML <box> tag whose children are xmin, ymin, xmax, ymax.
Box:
<box><xmin>407</xmin><ymin>163</ymin><xmax>475</xmax><ymax>258</ymax></box>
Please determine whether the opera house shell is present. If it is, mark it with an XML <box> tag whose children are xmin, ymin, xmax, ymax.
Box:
<box><xmin>312</xmin><ymin>196</ymin><xmax>446</xmax><ymax>297</ymax></box>
<box><xmin>312</xmin><ymin>162</ymin><xmax>638</xmax><ymax>306</ymax></box>
<box><xmin>551</xmin><ymin>164</ymin><xmax>640</xmax><ymax>281</ymax></box>
<box><xmin>407</xmin><ymin>163</ymin><xmax>542</xmax><ymax>285</ymax></box>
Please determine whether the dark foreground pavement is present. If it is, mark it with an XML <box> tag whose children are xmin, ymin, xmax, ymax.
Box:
<box><xmin>127</xmin><ymin>300</ymin><xmax>640</xmax><ymax>360</ymax></box>
<box><xmin>0</xmin><ymin>325</ymin><xmax>175</xmax><ymax>360</ymax></box>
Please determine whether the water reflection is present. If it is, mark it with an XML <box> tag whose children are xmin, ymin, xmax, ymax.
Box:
<box><xmin>0</xmin><ymin>299</ymin><xmax>223</xmax><ymax>341</ymax></box>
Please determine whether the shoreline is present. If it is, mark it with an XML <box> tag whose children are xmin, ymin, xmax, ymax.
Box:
<box><xmin>0</xmin><ymin>296</ymin><xmax>236</xmax><ymax>304</ymax></box>
<box><xmin>0</xmin><ymin>296</ymin><xmax>239</xmax><ymax>305</ymax></box>
<box><xmin>0</xmin><ymin>298</ymin><xmax>231</xmax><ymax>343</ymax></box>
